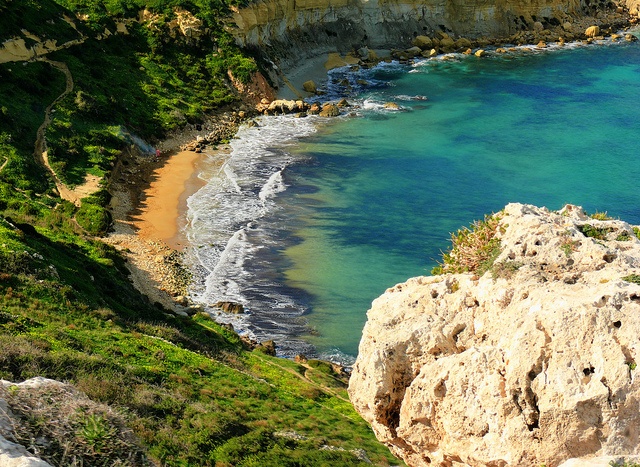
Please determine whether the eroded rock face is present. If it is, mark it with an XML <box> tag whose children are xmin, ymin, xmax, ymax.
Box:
<box><xmin>349</xmin><ymin>203</ymin><xmax>640</xmax><ymax>467</ymax></box>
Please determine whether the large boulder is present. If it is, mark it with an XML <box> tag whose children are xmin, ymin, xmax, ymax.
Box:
<box><xmin>319</xmin><ymin>103</ymin><xmax>340</xmax><ymax>117</ymax></box>
<box><xmin>412</xmin><ymin>35</ymin><xmax>433</xmax><ymax>50</ymax></box>
<box><xmin>349</xmin><ymin>203</ymin><xmax>640</xmax><ymax>467</ymax></box>
<box><xmin>585</xmin><ymin>25</ymin><xmax>600</xmax><ymax>37</ymax></box>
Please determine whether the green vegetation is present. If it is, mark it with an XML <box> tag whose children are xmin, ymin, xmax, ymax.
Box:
<box><xmin>616</xmin><ymin>231</ymin><xmax>632</xmax><ymax>241</ymax></box>
<box><xmin>589</xmin><ymin>210</ymin><xmax>612</xmax><ymax>220</ymax></box>
<box><xmin>0</xmin><ymin>0</ymin><xmax>259</xmax><ymax>233</ymax></box>
<box><xmin>622</xmin><ymin>274</ymin><xmax>640</xmax><ymax>285</ymax></box>
<box><xmin>610</xmin><ymin>460</ymin><xmax>640</xmax><ymax>467</ymax></box>
<box><xmin>431</xmin><ymin>213</ymin><xmax>504</xmax><ymax>276</ymax></box>
<box><xmin>0</xmin><ymin>215</ymin><xmax>401</xmax><ymax>465</ymax></box>
<box><xmin>0</xmin><ymin>1</ymin><xmax>402</xmax><ymax>465</ymax></box>
<box><xmin>578</xmin><ymin>223</ymin><xmax>610</xmax><ymax>240</ymax></box>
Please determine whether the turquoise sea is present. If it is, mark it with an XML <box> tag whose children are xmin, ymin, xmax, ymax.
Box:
<box><xmin>185</xmin><ymin>36</ymin><xmax>640</xmax><ymax>364</ymax></box>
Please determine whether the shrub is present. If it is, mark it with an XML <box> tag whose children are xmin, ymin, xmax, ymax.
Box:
<box><xmin>432</xmin><ymin>213</ymin><xmax>503</xmax><ymax>276</ymax></box>
<box><xmin>578</xmin><ymin>224</ymin><xmax>610</xmax><ymax>240</ymax></box>
<box><xmin>76</xmin><ymin>202</ymin><xmax>112</xmax><ymax>236</ymax></box>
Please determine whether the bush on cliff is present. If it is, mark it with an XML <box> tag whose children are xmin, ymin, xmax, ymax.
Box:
<box><xmin>431</xmin><ymin>212</ymin><xmax>504</xmax><ymax>276</ymax></box>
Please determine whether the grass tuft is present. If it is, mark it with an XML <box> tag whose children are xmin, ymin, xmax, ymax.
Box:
<box><xmin>432</xmin><ymin>213</ymin><xmax>504</xmax><ymax>276</ymax></box>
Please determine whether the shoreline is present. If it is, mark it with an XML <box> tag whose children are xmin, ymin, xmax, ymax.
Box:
<box><xmin>103</xmin><ymin>23</ymin><xmax>638</xmax><ymax>321</ymax></box>
<box><xmin>104</xmin><ymin>109</ymin><xmax>243</xmax><ymax>311</ymax></box>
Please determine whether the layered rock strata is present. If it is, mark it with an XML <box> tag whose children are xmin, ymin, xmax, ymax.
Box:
<box><xmin>349</xmin><ymin>203</ymin><xmax>640</xmax><ymax>466</ymax></box>
<box><xmin>229</xmin><ymin>0</ymin><xmax>633</xmax><ymax>69</ymax></box>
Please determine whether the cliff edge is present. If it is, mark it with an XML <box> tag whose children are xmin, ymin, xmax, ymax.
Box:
<box><xmin>348</xmin><ymin>203</ymin><xmax>640</xmax><ymax>466</ymax></box>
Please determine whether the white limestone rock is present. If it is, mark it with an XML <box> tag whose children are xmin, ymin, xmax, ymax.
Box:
<box><xmin>349</xmin><ymin>203</ymin><xmax>640</xmax><ymax>467</ymax></box>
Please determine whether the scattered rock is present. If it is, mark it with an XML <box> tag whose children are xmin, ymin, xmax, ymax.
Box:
<box><xmin>404</xmin><ymin>46</ymin><xmax>422</xmax><ymax>58</ymax></box>
<box><xmin>319</xmin><ymin>103</ymin><xmax>340</xmax><ymax>117</ymax></box>
<box><xmin>474</xmin><ymin>49</ymin><xmax>486</xmax><ymax>57</ymax></box>
<box><xmin>175</xmin><ymin>295</ymin><xmax>189</xmax><ymax>306</ymax></box>
<box><xmin>626</xmin><ymin>33</ymin><xmax>638</xmax><ymax>42</ymax></box>
<box><xmin>256</xmin><ymin>99</ymin><xmax>310</xmax><ymax>116</ymax></box>
<box><xmin>439</xmin><ymin>36</ymin><xmax>455</xmax><ymax>52</ymax></box>
<box><xmin>213</xmin><ymin>301</ymin><xmax>245</xmax><ymax>314</ymax></box>
<box><xmin>337</xmin><ymin>98</ymin><xmax>350</xmax><ymax>107</ymax></box>
<box><xmin>412</xmin><ymin>35</ymin><xmax>433</xmax><ymax>50</ymax></box>
<box><xmin>454</xmin><ymin>37</ymin><xmax>472</xmax><ymax>49</ymax></box>
<box><xmin>302</xmin><ymin>80</ymin><xmax>317</xmax><ymax>93</ymax></box>
<box><xmin>585</xmin><ymin>25</ymin><xmax>600</xmax><ymax>37</ymax></box>
<box><xmin>255</xmin><ymin>339</ymin><xmax>276</xmax><ymax>356</ymax></box>
<box><xmin>383</xmin><ymin>102</ymin><xmax>400</xmax><ymax>110</ymax></box>
<box><xmin>357</xmin><ymin>46</ymin><xmax>370</xmax><ymax>60</ymax></box>
<box><xmin>350</xmin><ymin>203</ymin><xmax>640</xmax><ymax>467</ymax></box>
<box><xmin>309</xmin><ymin>102</ymin><xmax>321</xmax><ymax>115</ymax></box>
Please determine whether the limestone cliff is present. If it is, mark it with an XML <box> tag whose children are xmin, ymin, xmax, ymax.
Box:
<box><xmin>348</xmin><ymin>203</ymin><xmax>640</xmax><ymax>467</ymax></box>
<box><xmin>229</xmin><ymin>0</ymin><xmax>629</xmax><ymax>67</ymax></box>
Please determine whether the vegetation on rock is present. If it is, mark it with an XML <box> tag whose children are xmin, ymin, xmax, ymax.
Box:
<box><xmin>431</xmin><ymin>212</ymin><xmax>504</xmax><ymax>276</ymax></box>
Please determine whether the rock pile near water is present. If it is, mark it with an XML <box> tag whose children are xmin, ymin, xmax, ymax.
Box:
<box><xmin>349</xmin><ymin>203</ymin><xmax>640</xmax><ymax>466</ymax></box>
<box><xmin>393</xmin><ymin>9</ymin><xmax>636</xmax><ymax>61</ymax></box>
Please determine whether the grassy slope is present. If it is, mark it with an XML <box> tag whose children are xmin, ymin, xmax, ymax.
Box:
<box><xmin>0</xmin><ymin>1</ymin><xmax>402</xmax><ymax>465</ymax></box>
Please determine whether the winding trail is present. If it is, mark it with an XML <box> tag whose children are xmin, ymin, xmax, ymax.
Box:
<box><xmin>33</xmin><ymin>58</ymin><xmax>101</xmax><ymax>206</ymax></box>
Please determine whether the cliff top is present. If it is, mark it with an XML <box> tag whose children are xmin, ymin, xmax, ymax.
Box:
<box><xmin>350</xmin><ymin>203</ymin><xmax>640</xmax><ymax>466</ymax></box>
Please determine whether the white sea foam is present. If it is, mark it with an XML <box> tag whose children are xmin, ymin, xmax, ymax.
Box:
<box><xmin>259</xmin><ymin>170</ymin><xmax>286</xmax><ymax>203</ymax></box>
<box><xmin>183</xmin><ymin>115</ymin><xmax>319</xmax><ymax>356</ymax></box>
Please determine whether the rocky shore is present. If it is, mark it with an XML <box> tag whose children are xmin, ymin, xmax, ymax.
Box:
<box><xmin>104</xmin><ymin>108</ymin><xmax>252</xmax><ymax>312</ymax></box>
<box><xmin>102</xmin><ymin>7</ymin><xmax>639</xmax><ymax>355</ymax></box>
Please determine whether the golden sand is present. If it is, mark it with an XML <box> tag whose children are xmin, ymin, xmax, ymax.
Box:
<box><xmin>131</xmin><ymin>150</ymin><xmax>206</xmax><ymax>250</ymax></box>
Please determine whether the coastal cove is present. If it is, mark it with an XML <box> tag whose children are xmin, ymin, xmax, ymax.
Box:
<box><xmin>177</xmin><ymin>35</ymin><xmax>640</xmax><ymax>363</ymax></box>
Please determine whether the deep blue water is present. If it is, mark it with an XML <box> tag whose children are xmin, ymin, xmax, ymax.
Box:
<box><xmin>186</xmin><ymin>37</ymin><xmax>640</xmax><ymax>363</ymax></box>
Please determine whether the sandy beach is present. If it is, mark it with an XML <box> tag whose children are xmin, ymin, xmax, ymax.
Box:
<box><xmin>131</xmin><ymin>150</ymin><xmax>206</xmax><ymax>250</ymax></box>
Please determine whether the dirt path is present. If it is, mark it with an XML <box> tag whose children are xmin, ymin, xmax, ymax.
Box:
<box><xmin>33</xmin><ymin>58</ymin><xmax>101</xmax><ymax>206</ymax></box>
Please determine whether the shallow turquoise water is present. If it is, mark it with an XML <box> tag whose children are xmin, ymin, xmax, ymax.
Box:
<box><xmin>279</xmin><ymin>41</ymin><xmax>640</xmax><ymax>359</ymax></box>
<box><xmin>187</xmin><ymin>38</ymin><xmax>640</xmax><ymax>363</ymax></box>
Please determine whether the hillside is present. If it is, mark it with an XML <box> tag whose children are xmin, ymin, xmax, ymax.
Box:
<box><xmin>0</xmin><ymin>0</ymin><xmax>403</xmax><ymax>465</ymax></box>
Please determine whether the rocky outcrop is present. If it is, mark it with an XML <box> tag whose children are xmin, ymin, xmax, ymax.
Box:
<box><xmin>349</xmin><ymin>203</ymin><xmax>640</xmax><ymax>467</ymax></box>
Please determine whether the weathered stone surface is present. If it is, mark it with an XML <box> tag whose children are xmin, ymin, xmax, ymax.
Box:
<box><xmin>412</xmin><ymin>35</ymin><xmax>433</xmax><ymax>50</ymax></box>
<box><xmin>405</xmin><ymin>46</ymin><xmax>423</xmax><ymax>57</ymax></box>
<box><xmin>0</xmin><ymin>435</ymin><xmax>52</xmax><ymax>467</ymax></box>
<box><xmin>302</xmin><ymin>79</ymin><xmax>317</xmax><ymax>93</ymax></box>
<box><xmin>319</xmin><ymin>103</ymin><xmax>340</xmax><ymax>117</ymax></box>
<box><xmin>213</xmin><ymin>301</ymin><xmax>245</xmax><ymax>314</ymax></box>
<box><xmin>349</xmin><ymin>203</ymin><xmax>640</xmax><ymax>467</ymax></box>
<box><xmin>585</xmin><ymin>25</ymin><xmax>600</xmax><ymax>37</ymax></box>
